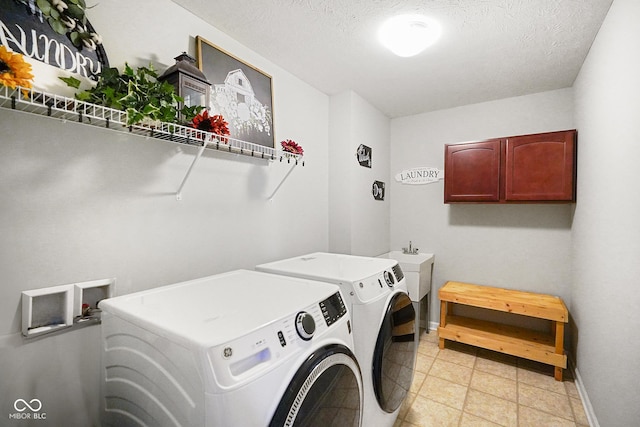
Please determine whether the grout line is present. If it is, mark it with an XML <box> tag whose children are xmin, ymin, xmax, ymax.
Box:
<box><xmin>566</xmin><ymin>382</ymin><xmax>579</xmax><ymax>426</ymax></box>
<box><xmin>516</xmin><ymin>358</ymin><xmax>521</xmax><ymax>427</ymax></box>
<box><xmin>457</xmin><ymin>351</ymin><xmax>476</xmax><ymax>427</ymax></box>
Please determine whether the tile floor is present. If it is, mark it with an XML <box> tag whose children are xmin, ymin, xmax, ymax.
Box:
<box><xmin>394</xmin><ymin>331</ymin><xmax>590</xmax><ymax>427</ymax></box>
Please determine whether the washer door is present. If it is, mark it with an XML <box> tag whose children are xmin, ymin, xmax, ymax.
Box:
<box><xmin>372</xmin><ymin>292</ymin><xmax>416</xmax><ymax>413</ymax></box>
<box><xmin>269</xmin><ymin>344</ymin><xmax>363</xmax><ymax>427</ymax></box>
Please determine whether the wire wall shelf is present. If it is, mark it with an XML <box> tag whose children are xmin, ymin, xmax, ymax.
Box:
<box><xmin>1</xmin><ymin>86</ymin><xmax>304</xmax><ymax>199</ymax></box>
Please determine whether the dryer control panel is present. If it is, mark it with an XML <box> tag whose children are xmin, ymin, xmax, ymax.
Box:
<box><xmin>350</xmin><ymin>269</ymin><xmax>403</xmax><ymax>304</ymax></box>
<box><xmin>392</xmin><ymin>264</ymin><xmax>405</xmax><ymax>282</ymax></box>
<box><xmin>320</xmin><ymin>291</ymin><xmax>347</xmax><ymax>327</ymax></box>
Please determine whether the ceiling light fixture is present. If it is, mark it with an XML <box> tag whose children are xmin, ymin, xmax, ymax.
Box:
<box><xmin>378</xmin><ymin>14</ymin><xmax>442</xmax><ymax>57</ymax></box>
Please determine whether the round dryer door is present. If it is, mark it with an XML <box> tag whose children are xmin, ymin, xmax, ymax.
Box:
<box><xmin>372</xmin><ymin>292</ymin><xmax>417</xmax><ymax>413</ymax></box>
<box><xmin>269</xmin><ymin>344</ymin><xmax>363</xmax><ymax>427</ymax></box>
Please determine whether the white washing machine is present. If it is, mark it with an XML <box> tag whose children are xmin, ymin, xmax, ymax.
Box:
<box><xmin>98</xmin><ymin>269</ymin><xmax>363</xmax><ymax>427</ymax></box>
<box><xmin>256</xmin><ymin>253</ymin><xmax>416</xmax><ymax>427</ymax></box>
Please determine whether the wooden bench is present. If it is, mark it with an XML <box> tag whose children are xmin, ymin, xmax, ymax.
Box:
<box><xmin>437</xmin><ymin>281</ymin><xmax>568</xmax><ymax>381</ymax></box>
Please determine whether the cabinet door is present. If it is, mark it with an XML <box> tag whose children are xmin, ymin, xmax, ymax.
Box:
<box><xmin>504</xmin><ymin>130</ymin><xmax>576</xmax><ymax>201</ymax></box>
<box><xmin>444</xmin><ymin>139</ymin><xmax>501</xmax><ymax>203</ymax></box>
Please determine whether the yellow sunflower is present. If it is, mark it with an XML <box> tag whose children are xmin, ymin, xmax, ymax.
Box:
<box><xmin>0</xmin><ymin>45</ymin><xmax>34</xmax><ymax>93</ymax></box>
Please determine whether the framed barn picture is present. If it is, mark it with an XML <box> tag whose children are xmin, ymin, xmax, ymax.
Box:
<box><xmin>196</xmin><ymin>36</ymin><xmax>274</xmax><ymax>148</ymax></box>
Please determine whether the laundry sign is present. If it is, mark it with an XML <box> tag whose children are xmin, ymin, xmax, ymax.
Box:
<box><xmin>395</xmin><ymin>167</ymin><xmax>443</xmax><ymax>185</ymax></box>
<box><xmin>0</xmin><ymin>0</ymin><xmax>108</xmax><ymax>80</ymax></box>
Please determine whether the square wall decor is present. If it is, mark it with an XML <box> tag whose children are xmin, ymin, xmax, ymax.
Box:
<box><xmin>197</xmin><ymin>36</ymin><xmax>274</xmax><ymax>149</ymax></box>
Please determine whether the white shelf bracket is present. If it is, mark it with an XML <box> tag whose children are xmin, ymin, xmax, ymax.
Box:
<box><xmin>176</xmin><ymin>140</ymin><xmax>207</xmax><ymax>200</ymax></box>
<box><xmin>267</xmin><ymin>161</ymin><xmax>298</xmax><ymax>201</ymax></box>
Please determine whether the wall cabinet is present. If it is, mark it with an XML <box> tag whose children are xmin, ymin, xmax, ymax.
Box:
<box><xmin>444</xmin><ymin>130</ymin><xmax>576</xmax><ymax>203</ymax></box>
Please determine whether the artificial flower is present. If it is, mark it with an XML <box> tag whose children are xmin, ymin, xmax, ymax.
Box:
<box><xmin>54</xmin><ymin>0</ymin><xmax>68</xmax><ymax>12</ymax></box>
<box><xmin>61</xmin><ymin>15</ymin><xmax>76</xmax><ymax>29</ymax></box>
<box><xmin>0</xmin><ymin>45</ymin><xmax>34</xmax><ymax>93</ymax></box>
<box><xmin>82</xmin><ymin>38</ymin><xmax>96</xmax><ymax>52</ymax></box>
<box><xmin>280</xmin><ymin>139</ymin><xmax>304</xmax><ymax>155</ymax></box>
<box><xmin>192</xmin><ymin>110</ymin><xmax>230</xmax><ymax>139</ymax></box>
<box><xmin>90</xmin><ymin>33</ymin><xmax>103</xmax><ymax>44</ymax></box>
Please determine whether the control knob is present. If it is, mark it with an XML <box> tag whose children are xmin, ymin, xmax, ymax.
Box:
<box><xmin>295</xmin><ymin>311</ymin><xmax>316</xmax><ymax>341</ymax></box>
<box><xmin>383</xmin><ymin>270</ymin><xmax>395</xmax><ymax>287</ymax></box>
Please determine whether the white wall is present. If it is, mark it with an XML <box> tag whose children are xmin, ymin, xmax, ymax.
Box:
<box><xmin>329</xmin><ymin>90</ymin><xmax>390</xmax><ymax>256</ymax></box>
<box><xmin>389</xmin><ymin>88</ymin><xmax>575</xmax><ymax>326</ymax></box>
<box><xmin>0</xmin><ymin>1</ymin><xmax>330</xmax><ymax>425</ymax></box>
<box><xmin>572</xmin><ymin>0</ymin><xmax>640</xmax><ymax>425</ymax></box>
<box><xmin>328</xmin><ymin>92</ymin><xmax>353</xmax><ymax>253</ymax></box>
<box><xmin>4</xmin><ymin>1</ymin><xmax>637</xmax><ymax>425</ymax></box>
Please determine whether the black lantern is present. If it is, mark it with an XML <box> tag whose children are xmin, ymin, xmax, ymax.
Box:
<box><xmin>160</xmin><ymin>52</ymin><xmax>210</xmax><ymax>118</ymax></box>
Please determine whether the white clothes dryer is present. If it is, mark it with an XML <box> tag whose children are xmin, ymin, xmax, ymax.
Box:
<box><xmin>256</xmin><ymin>253</ymin><xmax>417</xmax><ymax>427</ymax></box>
<box><xmin>99</xmin><ymin>269</ymin><xmax>363</xmax><ymax>427</ymax></box>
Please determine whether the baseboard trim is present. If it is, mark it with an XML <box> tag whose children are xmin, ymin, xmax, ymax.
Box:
<box><xmin>570</xmin><ymin>361</ymin><xmax>599</xmax><ymax>427</ymax></box>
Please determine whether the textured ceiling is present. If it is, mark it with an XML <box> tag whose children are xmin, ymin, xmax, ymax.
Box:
<box><xmin>171</xmin><ymin>0</ymin><xmax>613</xmax><ymax>118</ymax></box>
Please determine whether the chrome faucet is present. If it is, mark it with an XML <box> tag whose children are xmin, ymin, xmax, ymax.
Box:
<box><xmin>402</xmin><ymin>241</ymin><xmax>419</xmax><ymax>254</ymax></box>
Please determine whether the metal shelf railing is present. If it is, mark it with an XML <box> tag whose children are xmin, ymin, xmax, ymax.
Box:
<box><xmin>1</xmin><ymin>86</ymin><xmax>304</xmax><ymax>199</ymax></box>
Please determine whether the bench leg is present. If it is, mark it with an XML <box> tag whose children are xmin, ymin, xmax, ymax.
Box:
<box><xmin>554</xmin><ymin>321</ymin><xmax>565</xmax><ymax>381</ymax></box>
<box><xmin>438</xmin><ymin>301</ymin><xmax>449</xmax><ymax>349</ymax></box>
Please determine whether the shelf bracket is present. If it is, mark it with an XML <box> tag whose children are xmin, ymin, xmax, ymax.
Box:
<box><xmin>267</xmin><ymin>162</ymin><xmax>298</xmax><ymax>201</ymax></box>
<box><xmin>176</xmin><ymin>139</ymin><xmax>207</xmax><ymax>201</ymax></box>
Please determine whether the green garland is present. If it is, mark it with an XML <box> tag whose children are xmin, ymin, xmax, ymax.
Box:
<box><xmin>29</xmin><ymin>0</ymin><xmax>102</xmax><ymax>50</ymax></box>
<box><xmin>61</xmin><ymin>63</ymin><xmax>203</xmax><ymax>126</ymax></box>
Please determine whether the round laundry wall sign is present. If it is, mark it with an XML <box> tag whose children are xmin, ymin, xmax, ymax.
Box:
<box><xmin>1</xmin><ymin>0</ymin><xmax>109</xmax><ymax>80</ymax></box>
<box><xmin>395</xmin><ymin>167</ymin><xmax>443</xmax><ymax>185</ymax></box>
